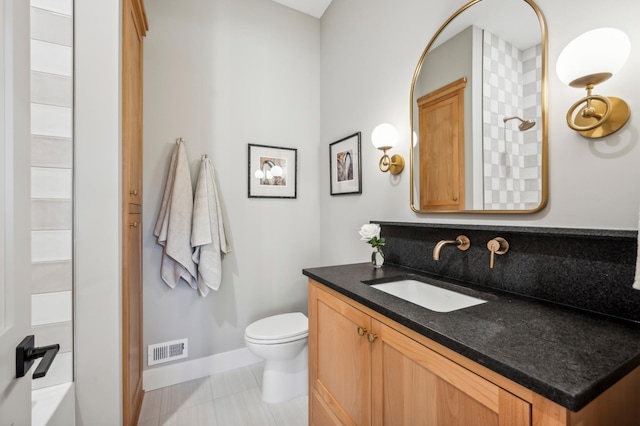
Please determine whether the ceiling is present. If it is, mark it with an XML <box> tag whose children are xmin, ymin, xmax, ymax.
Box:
<box><xmin>270</xmin><ymin>0</ymin><xmax>333</xmax><ymax>18</ymax></box>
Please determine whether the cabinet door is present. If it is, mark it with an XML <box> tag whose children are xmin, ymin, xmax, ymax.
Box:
<box><xmin>371</xmin><ymin>320</ymin><xmax>530</xmax><ymax>426</ymax></box>
<box><xmin>123</xmin><ymin>0</ymin><xmax>145</xmax><ymax>206</ymax></box>
<box><xmin>309</xmin><ymin>284</ymin><xmax>372</xmax><ymax>426</ymax></box>
<box><xmin>124</xmin><ymin>212</ymin><xmax>143</xmax><ymax>426</ymax></box>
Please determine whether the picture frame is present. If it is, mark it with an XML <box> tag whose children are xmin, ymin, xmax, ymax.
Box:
<box><xmin>248</xmin><ymin>144</ymin><xmax>297</xmax><ymax>199</ymax></box>
<box><xmin>329</xmin><ymin>132</ymin><xmax>362</xmax><ymax>195</ymax></box>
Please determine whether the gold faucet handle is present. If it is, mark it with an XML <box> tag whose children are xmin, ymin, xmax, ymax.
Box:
<box><xmin>487</xmin><ymin>237</ymin><xmax>509</xmax><ymax>269</ymax></box>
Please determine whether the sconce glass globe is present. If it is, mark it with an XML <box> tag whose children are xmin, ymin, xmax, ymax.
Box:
<box><xmin>371</xmin><ymin>123</ymin><xmax>398</xmax><ymax>150</ymax></box>
<box><xmin>254</xmin><ymin>170</ymin><xmax>265</xmax><ymax>179</ymax></box>
<box><xmin>556</xmin><ymin>28</ymin><xmax>630</xmax><ymax>87</ymax></box>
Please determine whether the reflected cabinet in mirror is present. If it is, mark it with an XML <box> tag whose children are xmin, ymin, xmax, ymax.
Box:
<box><xmin>410</xmin><ymin>0</ymin><xmax>548</xmax><ymax>213</ymax></box>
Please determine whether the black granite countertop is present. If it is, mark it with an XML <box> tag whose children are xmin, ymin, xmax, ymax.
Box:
<box><xmin>302</xmin><ymin>262</ymin><xmax>640</xmax><ymax>412</ymax></box>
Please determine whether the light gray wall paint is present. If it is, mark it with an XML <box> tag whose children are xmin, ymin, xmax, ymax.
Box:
<box><xmin>415</xmin><ymin>26</ymin><xmax>473</xmax><ymax>97</ymax></box>
<box><xmin>319</xmin><ymin>0</ymin><xmax>640</xmax><ymax>269</ymax></box>
<box><xmin>142</xmin><ymin>0</ymin><xmax>321</xmax><ymax>363</ymax></box>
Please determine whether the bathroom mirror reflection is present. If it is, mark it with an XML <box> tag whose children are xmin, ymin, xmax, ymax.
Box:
<box><xmin>410</xmin><ymin>0</ymin><xmax>548</xmax><ymax>213</ymax></box>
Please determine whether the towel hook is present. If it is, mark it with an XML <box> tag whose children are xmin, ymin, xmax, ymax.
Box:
<box><xmin>202</xmin><ymin>154</ymin><xmax>208</xmax><ymax>160</ymax></box>
<box><xmin>176</xmin><ymin>137</ymin><xmax>184</xmax><ymax>145</ymax></box>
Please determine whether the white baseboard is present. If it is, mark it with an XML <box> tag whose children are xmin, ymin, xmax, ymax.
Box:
<box><xmin>143</xmin><ymin>347</ymin><xmax>262</xmax><ymax>391</ymax></box>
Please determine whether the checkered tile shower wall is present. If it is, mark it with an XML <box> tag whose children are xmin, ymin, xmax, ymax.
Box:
<box><xmin>482</xmin><ymin>30</ymin><xmax>542</xmax><ymax>210</ymax></box>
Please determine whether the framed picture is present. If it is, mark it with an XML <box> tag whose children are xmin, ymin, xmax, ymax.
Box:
<box><xmin>330</xmin><ymin>132</ymin><xmax>362</xmax><ymax>195</ymax></box>
<box><xmin>248</xmin><ymin>144</ymin><xmax>297</xmax><ymax>198</ymax></box>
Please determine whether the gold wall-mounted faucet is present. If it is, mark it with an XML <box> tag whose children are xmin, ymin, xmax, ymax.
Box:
<box><xmin>433</xmin><ymin>235</ymin><xmax>470</xmax><ymax>260</ymax></box>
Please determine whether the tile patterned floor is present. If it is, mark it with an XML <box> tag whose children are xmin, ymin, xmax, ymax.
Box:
<box><xmin>138</xmin><ymin>363</ymin><xmax>308</xmax><ymax>426</ymax></box>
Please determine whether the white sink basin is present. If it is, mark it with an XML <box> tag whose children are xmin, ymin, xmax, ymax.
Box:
<box><xmin>370</xmin><ymin>279</ymin><xmax>487</xmax><ymax>313</ymax></box>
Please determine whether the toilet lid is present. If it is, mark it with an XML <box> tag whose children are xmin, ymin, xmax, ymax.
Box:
<box><xmin>245</xmin><ymin>312</ymin><xmax>308</xmax><ymax>342</ymax></box>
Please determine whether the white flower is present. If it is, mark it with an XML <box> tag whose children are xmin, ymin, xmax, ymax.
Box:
<box><xmin>359</xmin><ymin>223</ymin><xmax>381</xmax><ymax>241</ymax></box>
<box><xmin>359</xmin><ymin>223</ymin><xmax>386</xmax><ymax>256</ymax></box>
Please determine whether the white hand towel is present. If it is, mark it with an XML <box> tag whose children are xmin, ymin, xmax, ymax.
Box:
<box><xmin>154</xmin><ymin>141</ymin><xmax>198</xmax><ymax>289</ymax></box>
<box><xmin>634</xmin><ymin>204</ymin><xmax>640</xmax><ymax>290</ymax></box>
<box><xmin>191</xmin><ymin>156</ymin><xmax>231</xmax><ymax>297</ymax></box>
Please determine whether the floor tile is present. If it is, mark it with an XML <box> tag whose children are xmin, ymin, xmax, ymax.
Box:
<box><xmin>268</xmin><ymin>395</ymin><xmax>308</xmax><ymax>426</ymax></box>
<box><xmin>138</xmin><ymin>388</ymin><xmax>163</xmax><ymax>423</ymax></box>
<box><xmin>159</xmin><ymin>401</ymin><xmax>217</xmax><ymax>426</ymax></box>
<box><xmin>214</xmin><ymin>387</ymin><xmax>277</xmax><ymax>426</ymax></box>
<box><xmin>138</xmin><ymin>363</ymin><xmax>308</xmax><ymax>426</ymax></box>
<box><xmin>160</xmin><ymin>377</ymin><xmax>213</xmax><ymax>417</ymax></box>
<box><xmin>209</xmin><ymin>365</ymin><xmax>258</xmax><ymax>399</ymax></box>
<box><xmin>250</xmin><ymin>361</ymin><xmax>264</xmax><ymax>389</ymax></box>
<box><xmin>137</xmin><ymin>417</ymin><xmax>159</xmax><ymax>426</ymax></box>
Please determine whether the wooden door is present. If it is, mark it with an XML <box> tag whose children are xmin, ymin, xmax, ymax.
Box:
<box><xmin>309</xmin><ymin>283</ymin><xmax>372</xmax><ymax>426</ymax></box>
<box><xmin>417</xmin><ymin>78</ymin><xmax>466</xmax><ymax>211</ymax></box>
<box><xmin>371</xmin><ymin>319</ymin><xmax>530</xmax><ymax>426</ymax></box>
<box><xmin>122</xmin><ymin>0</ymin><xmax>147</xmax><ymax>424</ymax></box>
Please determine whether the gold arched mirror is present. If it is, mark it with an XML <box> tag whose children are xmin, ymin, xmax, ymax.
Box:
<box><xmin>410</xmin><ymin>0</ymin><xmax>548</xmax><ymax>213</ymax></box>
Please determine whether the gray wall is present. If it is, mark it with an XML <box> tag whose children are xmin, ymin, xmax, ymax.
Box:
<box><xmin>415</xmin><ymin>26</ymin><xmax>473</xmax><ymax>99</ymax></box>
<box><xmin>319</xmin><ymin>0</ymin><xmax>640</xmax><ymax>269</ymax></box>
<box><xmin>143</xmin><ymin>0</ymin><xmax>321</xmax><ymax>363</ymax></box>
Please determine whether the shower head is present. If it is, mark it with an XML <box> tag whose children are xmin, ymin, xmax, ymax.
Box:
<box><xmin>518</xmin><ymin>119</ymin><xmax>536</xmax><ymax>131</ymax></box>
<box><xmin>503</xmin><ymin>116</ymin><xmax>536</xmax><ymax>131</ymax></box>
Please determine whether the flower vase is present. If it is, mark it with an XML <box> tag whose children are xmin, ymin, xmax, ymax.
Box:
<box><xmin>371</xmin><ymin>249</ymin><xmax>384</xmax><ymax>268</ymax></box>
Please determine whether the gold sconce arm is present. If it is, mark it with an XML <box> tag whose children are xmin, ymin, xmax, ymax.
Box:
<box><xmin>565</xmin><ymin>84</ymin><xmax>629</xmax><ymax>138</ymax></box>
<box><xmin>378</xmin><ymin>149</ymin><xmax>405</xmax><ymax>175</ymax></box>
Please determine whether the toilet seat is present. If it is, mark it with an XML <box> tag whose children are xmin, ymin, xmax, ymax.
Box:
<box><xmin>245</xmin><ymin>312</ymin><xmax>308</xmax><ymax>344</ymax></box>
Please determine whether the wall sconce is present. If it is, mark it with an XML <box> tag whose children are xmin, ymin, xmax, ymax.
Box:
<box><xmin>556</xmin><ymin>28</ymin><xmax>631</xmax><ymax>138</ymax></box>
<box><xmin>371</xmin><ymin>123</ymin><xmax>404</xmax><ymax>175</ymax></box>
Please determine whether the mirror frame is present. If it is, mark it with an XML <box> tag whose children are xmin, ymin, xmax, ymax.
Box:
<box><xmin>409</xmin><ymin>0</ymin><xmax>548</xmax><ymax>214</ymax></box>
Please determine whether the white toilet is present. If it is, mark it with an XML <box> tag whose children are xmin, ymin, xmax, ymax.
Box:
<box><xmin>244</xmin><ymin>312</ymin><xmax>309</xmax><ymax>404</ymax></box>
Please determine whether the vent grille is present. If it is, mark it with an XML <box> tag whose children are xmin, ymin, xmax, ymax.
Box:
<box><xmin>148</xmin><ymin>339</ymin><xmax>188</xmax><ymax>366</ymax></box>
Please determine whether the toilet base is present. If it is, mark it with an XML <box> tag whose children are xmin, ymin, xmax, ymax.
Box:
<box><xmin>261</xmin><ymin>345</ymin><xmax>308</xmax><ymax>404</ymax></box>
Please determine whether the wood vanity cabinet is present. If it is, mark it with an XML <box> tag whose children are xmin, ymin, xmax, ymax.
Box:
<box><xmin>308</xmin><ymin>279</ymin><xmax>640</xmax><ymax>426</ymax></box>
<box><xmin>309</xmin><ymin>280</ymin><xmax>529</xmax><ymax>425</ymax></box>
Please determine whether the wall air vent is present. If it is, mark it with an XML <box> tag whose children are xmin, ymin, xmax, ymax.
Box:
<box><xmin>148</xmin><ymin>338</ymin><xmax>188</xmax><ymax>366</ymax></box>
